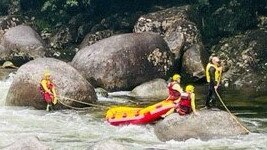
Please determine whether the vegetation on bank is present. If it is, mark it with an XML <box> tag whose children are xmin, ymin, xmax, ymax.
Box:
<box><xmin>1</xmin><ymin>0</ymin><xmax>265</xmax><ymax>52</ymax></box>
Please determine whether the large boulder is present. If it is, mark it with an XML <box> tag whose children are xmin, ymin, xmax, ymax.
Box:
<box><xmin>129</xmin><ymin>78</ymin><xmax>168</xmax><ymax>100</ymax></box>
<box><xmin>0</xmin><ymin>25</ymin><xmax>45</xmax><ymax>66</ymax></box>
<box><xmin>212</xmin><ymin>29</ymin><xmax>267</xmax><ymax>95</ymax></box>
<box><xmin>0</xmin><ymin>45</ymin><xmax>9</xmax><ymax>64</ymax></box>
<box><xmin>79</xmin><ymin>30</ymin><xmax>118</xmax><ymax>49</ymax></box>
<box><xmin>154</xmin><ymin>110</ymin><xmax>249</xmax><ymax>141</ymax></box>
<box><xmin>3</xmin><ymin>136</ymin><xmax>50</xmax><ymax>150</ymax></box>
<box><xmin>71</xmin><ymin>32</ymin><xmax>174</xmax><ymax>91</ymax></box>
<box><xmin>181</xmin><ymin>44</ymin><xmax>206</xmax><ymax>79</ymax></box>
<box><xmin>5</xmin><ymin>58</ymin><xmax>97</xmax><ymax>110</ymax></box>
<box><xmin>134</xmin><ymin>6</ymin><xmax>207</xmax><ymax>79</ymax></box>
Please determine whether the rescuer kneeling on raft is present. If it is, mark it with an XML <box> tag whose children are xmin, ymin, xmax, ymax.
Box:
<box><xmin>166</xmin><ymin>74</ymin><xmax>183</xmax><ymax>102</ymax></box>
<box><xmin>39</xmin><ymin>70</ymin><xmax>57</xmax><ymax>111</ymax></box>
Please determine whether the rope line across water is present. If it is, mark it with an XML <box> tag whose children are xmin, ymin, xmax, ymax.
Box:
<box><xmin>215</xmin><ymin>90</ymin><xmax>251</xmax><ymax>133</ymax></box>
<box><xmin>58</xmin><ymin>95</ymin><xmax>109</xmax><ymax>110</ymax></box>
<box><xmin>57</xmin><ymin>99</ymin><xmax>92</xmax><ymax>110</ymax></box>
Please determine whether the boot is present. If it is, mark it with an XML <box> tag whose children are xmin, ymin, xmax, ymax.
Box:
<box><xmin>46</xmin><ymin>104</ymin><xmax>51</xmax><ymax>112</ymax></box>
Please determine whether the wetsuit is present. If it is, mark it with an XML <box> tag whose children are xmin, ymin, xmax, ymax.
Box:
<box><xmin>206</xmin><ymin>64</ymin><xmax>219</xmax><ymax>108</ymax></box>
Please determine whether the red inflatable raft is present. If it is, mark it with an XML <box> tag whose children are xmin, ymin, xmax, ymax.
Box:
<box><xmin>106</xmin><ymin>100</ymin><xmax>177</xmax><ymax>126</ymax></box>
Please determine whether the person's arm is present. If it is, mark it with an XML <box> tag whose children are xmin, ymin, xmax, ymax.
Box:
<box><xmin>190</xmin><ymin>93</ymin><xmax>198</xmax><ymax>115</ymax></box>
<box><xmin>51</xmin><ymin>84</ymin><xmax>57</xmax><ymax>104</ymax></box>
<box><xmin>41</xmin><ymin>80</ymin><xmax>52</xmax><ymax>94</ymax></box>
<box><xmin>161</xmin><ymin>108</ymin><xmax>175</xmax><ymax>118</ymax></box>
<box><xmin>209</xmin><ymin>66</ymin><xmax>219</xmax><ymax>90</ymax></box>
<box><xmin>174</xmin><ymin>97</ymin><xmax>181</xmax><ymax>104</ymax></box>
<box><xmin>51</xmin><ymin>86</ymin><xmax>56</xmax><ymax>96</ymax></box>
<box><xmin>217</xmin><ymin>66</ymin><xmax>223</xmax><ymax>86</ymax></box>
<box><xmin>209</xmin><ymin>66</ymin><xmax>217</xmax><ymax>85</ymax></box>
<box><xmin>162</xmin><ymin>97</ymin><xmax>181</xmax><ymax>118</ymax></box>
<box><xmin>172</xmin><ymin>84</ymin><xmax>183</xmax><ymax>93</ymax></box>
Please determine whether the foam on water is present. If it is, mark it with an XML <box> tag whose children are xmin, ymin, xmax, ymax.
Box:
<box><xmin>0</xmin><ymin>106</ymin><xmax>267</xmax><ymax>149</ymax></box>
<box><xmin>0</xmin><ymin>73</ymin><xmax>14</xmax><ymax>106</ymax></box>
<box><xmin>0</xmin><ymin>75</ymin><xmax>267</xmax><ymax>149</ymax></box>
<box><xmin>97</xmin><ymin>91</ymin><xmax>136</xmax><ymax>104</ymax></box>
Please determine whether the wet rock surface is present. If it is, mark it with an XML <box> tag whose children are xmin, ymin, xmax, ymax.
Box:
<box><xmin>72</xmin><ymin>32</ymin><xmax>174</xmax><ymax>91</ymax></box>
<box><xmin>129</xmin><ymin>78</ymin><xmax>168</xmax><ymax>100</ymax></box>
<box><xmin>0</xmin><ymin>25</ymin><xmax>45</xmax><ymax>66</ymax></box>
<box><xmin>212</xmin><ymin>29</ymin><xmax>267</xmax><ymax>95</ymax></box>
<box><xmin>134</xmin><ymin>6</ymin><xmax>207</xmax><ymax>80</ymax></box>
<box><xmin>5</xmin><ymin>58</ymin><xmax>97</xmax><ymax>110</ymax></box>
<box><xmin>154</xmin><ymin>110</ymin><xmax>248</xmax><ymax>141</ymax></box>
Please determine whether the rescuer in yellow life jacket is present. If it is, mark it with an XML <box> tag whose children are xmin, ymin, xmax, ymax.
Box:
<box><xmin>39</xmin><ymin>70</ymin><xmax>58</xmax><ymax>111</ymax></box>
<box><xmin>205</xmin><ymin>56</ymin><xmax>222</xmax><ymax>109</ymax></box>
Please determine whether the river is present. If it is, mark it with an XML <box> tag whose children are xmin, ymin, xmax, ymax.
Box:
<box><xmin>0</xmin><ymin>75</ymin><xmax>267</xmax><ymax>150</ymax></box>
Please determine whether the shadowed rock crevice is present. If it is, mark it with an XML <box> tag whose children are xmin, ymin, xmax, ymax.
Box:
<box><xmin>134</xmin><ymin>5</ymin><xmax>208</xmax><ymax>80</ymax></box>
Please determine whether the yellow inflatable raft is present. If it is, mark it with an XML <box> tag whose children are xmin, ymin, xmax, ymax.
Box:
<box><xmin>106</xmin><ymin>100</ymin><xmax>177</xmax><ymax>126</ymax></box>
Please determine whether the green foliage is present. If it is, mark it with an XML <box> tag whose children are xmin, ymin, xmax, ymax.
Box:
<box><xmin>41</xmin><ymin>0</ymin><xmax>91</xmax><ymax>12</ymax></box>
<box><xmin>33</xmin><ymin>19</ymin><xmax>52</xmax><ymax>31</ymax></box>
<box><xmin>0</xmin><ymin>0</ymin><xmax>10</xmax><ymax>15</ymax></box>
<box><xmin>29</xmin><ymin>0</ymin><xmax>90</xmax><ymax>27</ymax></box>
<box><xmin>197</xmin><ymin>0</ymin><xmax>209</xmax><ymax>5</ymax></box>
<box><xmin>66</xmin><ymin>0</ymin><xmax>78</xmax><ymax>6</ymax></box>
<box><xmin>197</xmin><ymin>0</ymin><xmax>266</xmax><ymax>47</ymax></box>
<box><xmin>14</xmin><ymin>0</ymin><xmax>267</xmax><ymax>57</ymax></box>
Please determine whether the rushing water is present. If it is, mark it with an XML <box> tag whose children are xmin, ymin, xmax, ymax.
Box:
<box><xmin>0</xmin><ymin>76</ymin><xmax>267</xmax><ymax>150</ymax></box>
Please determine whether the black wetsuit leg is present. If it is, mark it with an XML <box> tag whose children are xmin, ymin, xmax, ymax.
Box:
<box><xmin>206</xmin><ymin>82</ymin><xmax>216</xmax><ymax>108</ymax></box>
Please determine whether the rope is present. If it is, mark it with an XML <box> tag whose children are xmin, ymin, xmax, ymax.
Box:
<box><xmin>58</xmin><ymin>95</ymin><xmax>109</xmax><ymax>110</ymax></box>
<box><xmin>57</xmin><ymin>99</ymin><xmax>93</xmax><ymax>110</ymax></box>
<box><xmin>215</xmin><ymin>90</ymin><xmax>251</xmax><ymax>133</ymax></box>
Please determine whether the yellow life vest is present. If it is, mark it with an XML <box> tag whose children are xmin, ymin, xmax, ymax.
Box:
<box><xmin>206</xmin><ymin>63</ymin><xmax>221</xmax><ymax>83</ymax></box>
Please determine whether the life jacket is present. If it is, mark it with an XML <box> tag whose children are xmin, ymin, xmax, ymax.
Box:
<box><xmin>39</xmin><ymin>79</ymin><xmax>54</xmax><ymax>94</ymax></box>
<box><xmin>179</xmin><ymin>92</ymin><xmax>191</xmax><ymax>107</ymax></box>
<box><xmin>206</xmin><ymin>63</ymin><xmax>221</xmax><ymax>83</ymax></box>
<box><xmin>167</xmin><ymin>82</ymin><xmax>181</xmax><ymax>100</ymax></box>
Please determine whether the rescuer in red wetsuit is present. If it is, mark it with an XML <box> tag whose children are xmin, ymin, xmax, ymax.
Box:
<box><xmin>162</xmin><ymin>85</ymin><xmax>198</xmax><ymax>117</ymax></box>
<box><xmin>39</xmin><ymin>71</ymin><xmax>57</xmax><ymax>111</ymax></box>
<box><xmin>176</xmin><ymin>85</ymin><xmax>198</xmax><ymax>116</ymax></box>
<box><xmin>166</xmin><ymin>74</ymin><xmax>183</xmax><ymax>102</ymax></box>
<box><xmin>161</xmin><ymin>74</ymin><xmax>183</xmax><ymax>118</ymax></box>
